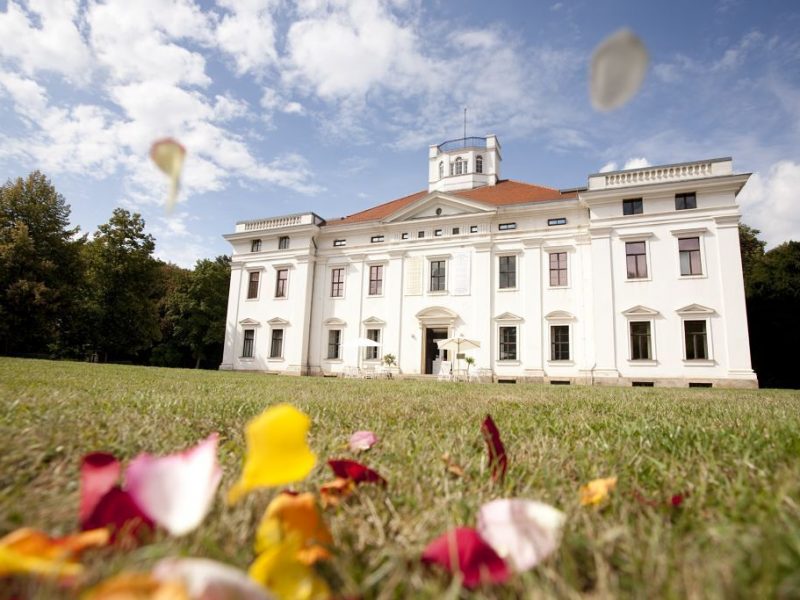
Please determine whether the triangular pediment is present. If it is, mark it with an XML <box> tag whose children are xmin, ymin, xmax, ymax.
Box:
<box><xmin>544</xmin><ymin>310</ymin><xmax>575</xmax><ymax>321</ymax></box>
<box><xmin>384</xmin><ymin>193</ymin><xmax>495</xmax><ymax>223</ymax></box>
<box><xmin>238</xmin><ymin>318</ymin><xmax>261</xmax><ymax>327</ymax></box>
<box><xmin>267</xmin><ymin>317</ymin><xmax>290</xmax><ymax>326</ymax></box>
<box><xmin>323</xmin><ymin>317</ymin><xmax>346</xmax><ymax>326</ymax></box>
<box><xmin>362</xmin><ymin>316</ymin><xmax>386</xmax><ymax>326</ymax></box>
<box><xmin>621</xmin><ymin>305</ymin><xmax>660</xmax><ymax>317</ymax></box>
<box><xmin>495</xmin><ymin>311</ymin><xmax>524</xmax><ymax>322</ymax></box>
<box><xmin>676</xmin><ymin>304</ymin><xmax>716</xmax><ymax>316</ymax></box>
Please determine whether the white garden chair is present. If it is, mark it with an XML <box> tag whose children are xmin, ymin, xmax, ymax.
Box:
<box><xmin>437</xmin><ymin>361</ymin><xmax>452</xmax><ymax>381</ymax></box>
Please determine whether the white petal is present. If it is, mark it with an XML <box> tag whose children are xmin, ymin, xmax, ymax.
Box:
<box><xmin>590</xmin><ymin>29</ymin><xmax>649</xmax><ymax>111</ymax></box>
<box><xmin>125</xmin><ymin>434</ymin><xmax>222</xmax><ymax>536</ymax></box>
<box><xmin>476</xmin><ymin>499</ymin><xmax>565</xmax><ymax>572</ymax></box>
<box><xmin>154</xmin><ymin>557</ymin><xmax>274</xmax><ymax>600</ymax></box>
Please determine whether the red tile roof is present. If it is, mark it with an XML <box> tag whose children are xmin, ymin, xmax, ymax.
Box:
<box><xmin>329</xmin><ymin>180</ymin><xmax>577</xmax><ymax>225</ymax></box>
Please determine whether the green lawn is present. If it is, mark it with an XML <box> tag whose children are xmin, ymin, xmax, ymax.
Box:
<box><xmin>1</xmin><ymin>357</ymin><xmax>799</xmax><ymax>599</ymax></box>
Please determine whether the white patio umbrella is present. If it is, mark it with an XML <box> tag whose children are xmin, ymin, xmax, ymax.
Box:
<box><xmin>345</xmin><ymin>336</ymin><xmax>381</xmax><ymax>370</ymax></box>
<box><xmin>436</xmin><ymin>337</ymin><xmax>480</xmax><ymax>376</ymax></box>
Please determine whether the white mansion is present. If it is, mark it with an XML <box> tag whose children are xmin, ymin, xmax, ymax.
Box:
<box><xmin>220</xmin><ymin>135</ymin><xmax>757</xmax><ymax>388</ymax></box>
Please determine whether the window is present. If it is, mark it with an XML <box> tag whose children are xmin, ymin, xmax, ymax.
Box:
<box><xmin>275</xmin><ymin>269</ymin><xmax>288</xmax><ymax>298</ymax></box>
<box><xmin>333</xmin><ymin>239</ymin><xmax>346</xmax><ymax>247</ymax></box>
<box><xmin>454</xmin><ymin>157</ymin><xmax>464</xmax><ymax>175</ymax></box>
<box><xmin>278</xmin><ymin>236</ymin><xmax>289</xmax><ymax>250</ymax></box>
<box><xmin>251</xmin><ymin>239</ymin><xmax>261</xmax><ymax>252</ymax></box>
<box><xmin>430</xmin><ymin>260</ymin><xmax>446</xmax><ymax>291</ymax></box>
<box><xmin>434</xmin><ymin>229</ymin><xmax>442</xmax><ymax>237</ymax></box>
<box><xmin>365</xmin><ymin>329</ymin><xmax>380</xmax><ymax>360</ymax></box>
<box><xmin>675</xmin><ymin>192</ymin><xmax>697</xmax><ymax>210</ymax></box>
<box><xmin>418</xmin><ymin>231</ymin><xmax>425</xmax><ymax>238</ymax></box>
<box><xmin>623</xmin><ymin>198</ymin><xmax>643</xmax><ymax>215</ymax></box>
<box><xmin>330</xmin><ymin>268</ymin><xmax>344</xmax><ymax>297</ymax></box>
<box><xmin>625</xmin><ymin>241</ymin><xmax>648</xmax><ymax>279</ymax></box>
<box><xmin>550</xmin><ymin>325</ymin><xmax>570</xmax><ymax>360</ymax></box>
<box><xmin>370</xmin><ymin>235</ymin><xmax>384</xmax><ymax>243</ymax></box>
<box><xmin>247</xmin><ymin>271</ymin><xmax>259</xmax><ymax>299</ymax></box>
<box><xmin>368</xmin><ymin>265</ymin><xmax>383</xmax><ymax>296</ymax></box>
<box><xmin>401</xmin><ymin>232</ymin><xmax>409</xmax><ymax>240</ymax></box>
<box><xmin>498</xmin><ymin>255</ymin><xmax>516</xmax><ymax>289</ymax></box>
<box><xmin>327</xmin><ymin>330</ymin><xmax>341</xmax><ymax>360</ymax></box>
<box><xmin>452</xmin><ymin>227</ymin><xmax>460</xmax><ymax>235</ymax></box>
<box><xmin>439</xmin><ymin>161</ymin><xmax>443</xmax><ymax>179</ymax></box>
<box><xmin>498</xmin><ymin>222</ymin><xmax>516</xmax><ymax>231</ymax></box>
<box><xmin>679</xmin><ymin>237</ymin><xmax>702</xmax><ymax>275</ymax></box>
<box><xmin>548</xmin><ymin>218</ymin><xmax>567</xmax><ymax>226</ymax></box>
<box><xmin>630</xmin><ymin>321</ymin><xmax>652</xmax><ymax>360</ymax></box>
<box><xmin>470</xmin><ymin>225</ymin><xmax>478</xmax><ymax>233</ymax></box>
<box><xmin>242</xmin><ymin>329</ymin><xmax>254</xmax><ymax>358</ymax></box>
<box><xmin>270</xmin><ymin>329</ymin><xmax>283</xmax><ymax>358</ymax></box>
<box><xmin>549</xmin><ymin>252</ymin><xmax>568</xmax><ymax>287</ymax></box>
<box><xmin>476</xmin><ymin>155</ymin><xmax>483</xmax><ymax>173</ymax></box>
<box><xmin>498</xmin><ymin>327</ymin><xmax>517</xmax><ymax>361</ymax></box>
<box><xmin>684</xmin><ymin>320</ymin><xmax>708</xmax><ymax>359</ymax></box>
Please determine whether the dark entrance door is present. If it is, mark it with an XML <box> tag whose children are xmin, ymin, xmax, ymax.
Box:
<box><xmin>424</xmin><ymin>328</ymin><xmax>449</xmax><ymax>374</ymax></box>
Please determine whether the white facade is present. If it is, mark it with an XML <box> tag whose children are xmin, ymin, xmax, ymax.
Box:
<box><xmin>220</xmin><ymin>137</ymin><xmax>757</xmax><ymax>388</ymax></box>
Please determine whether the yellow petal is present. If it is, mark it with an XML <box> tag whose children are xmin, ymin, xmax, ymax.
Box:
<box><xmin>249</xmin><ymin>538</ymin><xmax>330</xmax><ymax>600</ymax></box>
<box><xmin>228</xmin><ymin>405</ymin><xmax>317</xmax><ymax>504</ymax></box>
<box><xmin>0</xmin><ymin>527</ymin><xmax>110</xmax><ymax>580</ymax></box>
<box><xmin>83</xmin><ymin>572</ymin><xmax>189</xmax><ymax>600</ymax></box>
<box><xmin>149</xmin><ymin>138</ymin><xmax>186</xmax><ymax>213</ymax></box>
<box><xmin>580</xmin><ymin>477</ymin><xmax>618</xmax><ymax>506</ymax></box>
<box><xmin>256</xmin><ymin>492</ymin><xmax>332</xmax><ymax>564</ymax></box>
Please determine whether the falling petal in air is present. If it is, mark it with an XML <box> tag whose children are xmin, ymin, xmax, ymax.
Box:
<box><xmin>150</xmin><ymin>138</ymin><xmax>186</xmax><ymax>213</ymax></box>
<box><xmin>590</xmin><ymin>29</ymin><xmax>649</xmax><ymax>111</ymax></box>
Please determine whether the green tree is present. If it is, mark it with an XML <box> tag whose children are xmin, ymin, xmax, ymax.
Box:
<box><xmin>739</xmin><ymin>224</ymin><xmax>766</xmax><ymax>296</ymax></box>
<box><xmin>84</xmin><ymin>208</ymin><xmax>161</xmax><ymax>362</ymax></box>
<box><xmin>0</xmin><ymin>172</ymin><xmax>85</xmax><ymax>355</ymax></box>
<box><xmin>169</xmin><ymin>255</ymin><xmax>231</xmax><ymax>369</ymax></box>
<box><xmin>149</xmin><ymin>261</ymin><xmax>192</xmax><ymax>368</ymax></box>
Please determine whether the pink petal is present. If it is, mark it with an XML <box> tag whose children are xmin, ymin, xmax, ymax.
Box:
<box><xmin>153</xmin><ymin>557</ymin><xmax>273</xmax><ymax>600</ymax></box>
<box><xmin>476</xmin><ymin>499</ymin><xmax>565</xmax><ymax>572</ymax></box>
<box><xmin>327</xmin><ymin>459</ymin><xmax>386</xmax><ymax>486</ymax></box>
<box><xmin>125</xmin><ymin>434</ymin><xmax>222</xmax><ymax>536</ymax></box>
<box><xmin>481</xmin><ymin>415</ymin><xmax>507</xmax><ymax>483</ymax></box>
<box><xmin>421</xmin><ymin>527</ymin><xmax>509</xmax><ymax>589</ymax></box>
<box><xmin>349</xmin><ymin>430</ymin><xmax>378</xmax><ymax>452</ymax></box>
<box><xmin>79</xmin><ymin>453</ymin><xmax>121</xmax><ymax>525</ymax></box>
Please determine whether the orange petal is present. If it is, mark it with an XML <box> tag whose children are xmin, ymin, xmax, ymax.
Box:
<box><xmin>83</xmin><ymin>571</ymin><xmax>189</xmax><ymax>600</ymax></box>
<box><xmin>0</xmin><ymin>527</ymin><xmax>110</xmax><ymax>580</ymax></box>
<box><xmin>580</xmin><ymin>477</ymin><xmax>618</xmax><ymax>506</ymax></box>
<box><xmin>319</xmin><ymin>477</ymin><xmax>355</xmax><ymax>508</ymax></box>
<box><xmin>256</xmin><ymin>492</ymin><xmax>332</xmax><ymax>563</ymax></box>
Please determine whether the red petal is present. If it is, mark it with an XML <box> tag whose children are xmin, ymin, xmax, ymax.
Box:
<box><xmin>481</xmin><ymin>415</ymin><xmax>507</xmax><ymax>483</ymax></box>
<box><xmin>421</xmin><ymin>527</ymin><xmax>509</xmax><ymax>589</ymax></box>
<box><xmin>79</xmin><ymin>453</ymin><xmax>121</xmax><ymax>524</ymax></box>
<box><xmin>670</xmin><ymin>494</ymin><xmax>685</xmax><ymax>507</ymax></box>
<box><xmin>81</xmin><ymin>486</ymin><xmax>155</xmax><ymax>544</ymax></box>
<box><xmin>327</xmin><ymin>459</ymin><xmax>386</xmax><ymax>486</ymax></box>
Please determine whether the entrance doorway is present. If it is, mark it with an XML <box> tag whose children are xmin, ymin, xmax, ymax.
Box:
<box><xmin>424</xmin><ymin>328</ymin><xmax>449</xmax><ymax>374</ymax></box>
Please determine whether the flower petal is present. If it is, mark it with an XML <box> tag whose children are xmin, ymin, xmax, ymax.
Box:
<box><xmin>481</xmin><ymin>415</ymin><xmax>507</xmax><ymax>483</ymax></box>
<box><xmin>228</xmin><ymin>405</ymin><xmax>317</xmax><ymax>504</ymax></box>
<box><xmin>84</xmin><ymin>571</ymin><xmax>189</xmax><ymax>599</ymax></box>
<box><xmin>249</xmin><ymin>537</ymin><xmax>330</xmax><ymax>600</ymax></box>
<box><xmin>82</xmin><ymin>486</ymin><xmax>155</xmax><ymax>543</ymax></box>
<box><xmin>319</xmin><ymin>477</ymin><xmax>355</xmax><ymax>508</ymax></box>
<box><xmin>327</xmin><ymin>459</ymin><xmax>386</xmax><ymax>486</ymax></box>
<box><xmin>153</xmin><ymin>558</ymin><xmax>274</xmax><ymax>600</ymax></box>
<box><xmin>125</xmin><ymin>434</ymin><xmax>222</xmax><ymax>536</ymax></box>
<box><xmin>580</xmin><ymin>477</ymin><xmax>618</xmax><ymax>506</ymax></box>
<box><xmin>476</xmin><ymin>499</ymin><xmax>565</xmax><ymax>572</ymax></box>
<box><xmin>589</xmin><ymin>29</ymin><xmax>649</xmax><ymax>111</ymax></box>
<box><xmin>421</xmin><ymin>527</ymin><xmax>509</xmax><ymax>589</ymax></box>
<box><xmin>0</xmin><ymin>527</ymin><xmax>109</xmax><ymax>581</ymax></box>
<box><xmin>80</xmin><ymin>452</ymin><xmax>121</xmax><ymax>525</ymax></box>
<box><xmin>150</xmin><ymin>138</ymin><xmax>186</xmax><ymax>213</ymax></box>
<box><xmin>348</xmin><ymin>430</ymin><xmax>378</xmax><ymax>452</ymax></box>
<box><xmin>256</xmin><ymin>492</ymin><xmax>333</xmax><ymax>564</ymax></box>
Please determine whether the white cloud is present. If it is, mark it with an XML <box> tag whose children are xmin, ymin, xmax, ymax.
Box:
<box><xmin>599</xmin><ymin>161</ymin><xmax>617</xmax><ymax>173</ymax></box>
<box><xmin>623</xmin><ymin>157</ymin><xmax>650</xmax><ymax>169</ymax></box>
<box><xmin>738</xmin><ymin>161</ymin><xmax>800</xmax><ymax>247</ymax></box>
<box><xmin>0</xmin><ymin>0</ymin><xmax>91</xmax><ymax>84</ymax></box>
<box><xmin>215</xmin><ymin>0</ymin><xmax>278</xmax><ymax>76</ymax></box>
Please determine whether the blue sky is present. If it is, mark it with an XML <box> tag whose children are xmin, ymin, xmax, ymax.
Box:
<box><xmin>1</xmin><ymin>0</ymin><xmax>798</xmax><ymax>266</ymax></box>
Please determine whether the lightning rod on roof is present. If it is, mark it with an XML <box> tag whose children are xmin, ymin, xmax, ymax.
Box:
<box><xmin>463</xmin><ymin>107</ymin><xmax>467</xmax><ymax>140</ymax></box>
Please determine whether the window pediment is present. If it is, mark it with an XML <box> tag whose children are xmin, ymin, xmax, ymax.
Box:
<box><xmin>544</xmin><ymin>310</ymin><xmax>575</xmax><ymax>321</ymax></box>
<box><xmin>238</xmin><ymin>318</ymin><xmax>261</xmax><ymax>327</ymax></box>
<box><xmin>267</xmin><ymin>317</ymin><xmax>290</xmax><ymax>326</ymax></box>
<box><xmin>495</xmin><ymin>311</ymin><xmax>524</xmax><ymax>322</ymax></box>
<box><xmin>323</xmin><ymin>317</ymin><xmax>346</xmax><ymax>326</ymax></box>
<box><xmin>676</xmin><ymin>304</ymin><xmax>715</xmax><ymax>316</ymax></box>
<box><xmin>621</xmin><ymin>305</ymin><xmax>660</xmax><ymax>317</ymax></box>
<box><xmin>362</xmin><ymin>316</ymin><xmax>386</xmax><ymax>326</ymax></box>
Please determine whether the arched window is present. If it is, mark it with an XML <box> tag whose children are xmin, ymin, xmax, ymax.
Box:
<box><xmin>455</xmin><ymin>157</ymin><xmax>463</xmax><ymax>175</ymax></box>
<box><xmin>476</xmin><ymin>155</ymin><xmax>483</xmax><ymax>174</ymax></box>
<box><xmin>439</xmin><ymin>161</ymin><xmax>444</xmax><ymax>179</ymax></box>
